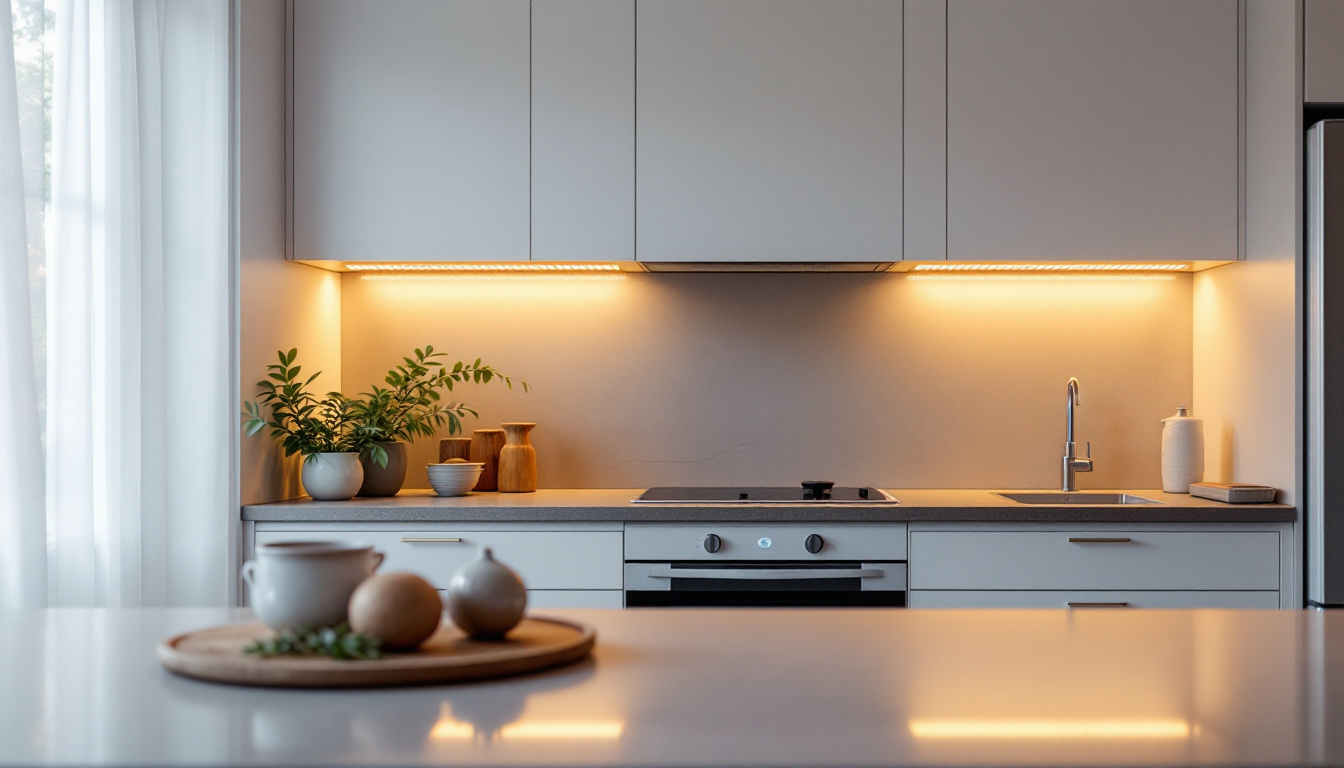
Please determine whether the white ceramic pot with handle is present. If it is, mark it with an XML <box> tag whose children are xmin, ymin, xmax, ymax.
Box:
<box><xmin>242</xmin><ymin>541</ymin><xmax>384</xmax><ymax>631</ymax></box>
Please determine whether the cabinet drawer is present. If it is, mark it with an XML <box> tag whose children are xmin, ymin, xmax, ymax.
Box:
<box><xmin>909</xmin><ymin>590</ymin><xmax>1281</xmax><ymax>609</ymax></box>
<box><xmin>253</xmin><ymin>530</ymin><xmax>623</xmax><ymax>590</ymax></box>
<box><xmin>909</xmin><ymin>531</ymin><xmax>1279</xmax><ymax>591</ymax></box>
<box><xmin>525</xmin><ymin>590</ymin><xmax>624</xmax><ymax>609</ymax></box>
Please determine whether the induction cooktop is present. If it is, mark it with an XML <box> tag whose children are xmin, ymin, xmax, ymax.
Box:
<box><xmin>633</xmin><ymin>484</ymin><xmax>898</xmax><ymax>504</ymax></box>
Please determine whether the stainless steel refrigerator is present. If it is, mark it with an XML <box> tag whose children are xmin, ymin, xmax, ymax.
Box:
<box><xmin>1308</xmin><ymin>119</ymin><xmax>1344</xmax><ymax>606</ymax></box>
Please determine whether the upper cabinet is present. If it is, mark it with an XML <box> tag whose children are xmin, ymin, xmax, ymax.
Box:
<box><xmin>944</xmin><ymin>0</ymin><xmax>1240</xmax><ymax>262</ymax></box>
<box><xmin>532</xmin><ymin>0</ymin><xmax>636</xmax><ymax>262</ymax></box>
<box><xmin>635</xmin><ymin>0</ymin><xmax>904</xmax><ymax>264</ymax></box>
<box><xmin>292</xmin><ymin>0</ymin><xmax>531</xmax><ymax>262</ymax></box>
<box><xmin>289</xmin><ymin>0</ymin><xmax>1244</xmax><ymax>266</ymax></box>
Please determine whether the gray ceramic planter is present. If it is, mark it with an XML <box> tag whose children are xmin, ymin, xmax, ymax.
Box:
<box><xmin>357</xmin><ymin>442</ymin><xmax>408</xmax><ymax>497</ymax></box>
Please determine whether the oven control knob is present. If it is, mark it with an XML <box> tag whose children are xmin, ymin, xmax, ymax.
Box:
<box><xmin>702</xmin><ymin>534</ymin><xmax>722</xmax><ymax>554</ymax></box>
<box><xmin>805</xmin><ymin>534</ymin><xmax>825</xmax><ymax>554</ymax></box>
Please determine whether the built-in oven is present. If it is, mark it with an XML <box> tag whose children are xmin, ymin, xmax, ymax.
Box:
<box><xmin>623</xmin><ymin>522</ymin><xmax>907</xmax><ymax>608</ymax></box>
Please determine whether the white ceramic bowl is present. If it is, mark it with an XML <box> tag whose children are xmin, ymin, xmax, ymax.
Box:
<box><xmin>426</xmin><ymin>465</ymin><xmax>484</xmax><ymax>477</ymax></box>
<box><xmin>426</xmin><ymin>463</ymin><xmax>484</xmax><ymax>497</ymax></box>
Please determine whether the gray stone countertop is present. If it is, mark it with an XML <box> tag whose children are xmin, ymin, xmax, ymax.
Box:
<box><xmin>1</xmin><ymin>607</ymin><xmax>1337</xmax><ymax>767</ymax></box>
<box><xmin>243</xmin><ymin>488</ymin><xmax>1295</xmax><ymax>523</ymax></box>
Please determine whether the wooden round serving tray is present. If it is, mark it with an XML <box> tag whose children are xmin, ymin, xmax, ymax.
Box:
<box><xmin>158</xmin><ymin>616</ymin><xmax>595</xmax><ymax>688</ymax></box>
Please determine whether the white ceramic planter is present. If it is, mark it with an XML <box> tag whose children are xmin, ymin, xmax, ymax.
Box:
<box><xmin>301</xmin><ymin>452</ymin><xmax>364</xmax><ymax>500</ymax></box>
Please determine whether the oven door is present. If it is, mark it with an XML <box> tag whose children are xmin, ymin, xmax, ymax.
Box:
<box><xmin>624</xmin><ymin>561</ymin><xmax>907</xmax><ymax>607</ymax></box>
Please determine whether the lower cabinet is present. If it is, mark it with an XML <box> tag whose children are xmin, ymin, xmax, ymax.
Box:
<box><xmin>248</xmin><ymin>520</ymin><xmax>1295</xmax><ymax>610</ymax></box>
<box><xmin>251</xmin><ymin>524</ymin><xmax>623</xmax><ymax>609</ymax></box>
<box><xmin>908</xmin><ymin>523</ymin><xmax>1293</xmax><ymax>609</ymax></box>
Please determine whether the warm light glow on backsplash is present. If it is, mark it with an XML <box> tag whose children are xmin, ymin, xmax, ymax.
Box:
<box><xmin>901</xmin><ymin>268</ymin><xmax>1183</xmax><ymax>320</ymax></box>
<box><xmin>345</xmin><ymin>262</ymin><xmax>624</xmax><ymax>273</ymax></box>
<box><xmin>341</xmin><ymin>256</ymin><xmax>1191</xmax><ymax>490</ymax></box>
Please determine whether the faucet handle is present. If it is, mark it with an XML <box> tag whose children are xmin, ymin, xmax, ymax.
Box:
<box><xmin>1076</xmin><ymin>442</ymin><xmax>1094</xmax><ymax>473</ymax></box>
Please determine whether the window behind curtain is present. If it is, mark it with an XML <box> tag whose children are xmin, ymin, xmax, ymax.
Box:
<box><xmin>9</xmin><ymin>0</ymin><xmax>49</xmax><ymax>433</ymax></box>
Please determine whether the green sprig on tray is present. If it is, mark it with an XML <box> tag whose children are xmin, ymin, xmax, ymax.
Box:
<box><xmin>244</xmin><ymin>624</ymin><xmax>384</xmax><ymax>661</ymax></box>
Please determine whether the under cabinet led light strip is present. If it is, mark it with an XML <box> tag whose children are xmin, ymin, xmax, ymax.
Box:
<box><xmin>910</xmin><ymin>263</ymin><xmax>1189</xmax><ymax>272</ymax></box>
<box><xmin>908</xmin><ymin>274</ymin><xmax>1177</xmax><ymax>283</ymax></box>
<box><xmin>344</xmin><ymin>262</ymin><xmax>623</xmax><ymax>272</ymax></box>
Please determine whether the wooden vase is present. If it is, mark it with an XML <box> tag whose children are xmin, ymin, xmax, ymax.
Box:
<box><xmin>438</xmin><ymin>437</ymin><xmax>472</xmax><ymax>463</ymax></box>
<box><xmin>497</xmin><ymin>423</ymin><xmax>537</xmax><ymax>493</ymax></box>
<box><xmin>469</xmin><ymin>429</ymin><xmax>506</xmax><ymax>491</ymax></box>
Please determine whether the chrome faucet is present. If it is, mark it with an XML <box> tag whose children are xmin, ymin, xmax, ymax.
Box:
<box><xmin>1062</xmin><ymin>377</ymin><xmax>1093</xmax><ymax>491</ymax></box>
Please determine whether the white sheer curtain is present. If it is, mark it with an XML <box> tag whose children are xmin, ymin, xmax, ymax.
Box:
<box><xmin>1</xmin><ymin>0</ymin><xmax>232</xmax><ymax>608</ymax></box>
<box><xmin>0</xmin><ymin>0</ymin><xmax>47</xmax><ymax>608</ymax></box>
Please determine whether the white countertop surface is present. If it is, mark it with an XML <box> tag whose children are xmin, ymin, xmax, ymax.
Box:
<box><xmin>2</xmin><ymin>607</ymin><xmax>1339</xmax><ymax>767</ymax></box>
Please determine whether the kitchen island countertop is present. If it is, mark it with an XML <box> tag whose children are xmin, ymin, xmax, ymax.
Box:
<box><xmin>1</xmin><ymin>607</ymin><xmax>1338</xmax><ymax>767</ymax></box>
<box><xmin>243</xmin><ymin>488</ymin><xmax>1295</xmax><ymax>523</ymax></box>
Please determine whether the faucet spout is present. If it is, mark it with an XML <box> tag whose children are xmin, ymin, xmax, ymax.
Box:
<box><xmin>1066</xmin><ymin>377</ymin><xmax>1081</xmax><ymax>444</ymax></box>
<box><xmin>1062</xmin><ymin>377</ymin><xmax>1093</xmax><ymax>491</ymax></box>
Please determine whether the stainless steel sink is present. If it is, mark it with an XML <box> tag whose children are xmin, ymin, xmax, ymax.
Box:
<box><xmin>996</xmin><ymin>492</ymin><xmax>1160</xmax><ymax>505</ymax></box>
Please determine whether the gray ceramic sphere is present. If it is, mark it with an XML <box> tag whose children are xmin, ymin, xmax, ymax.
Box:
<box><xmin>446</xmin><ymin>547</ymin><xmax>528</xmax><ymax>638</ymax></box>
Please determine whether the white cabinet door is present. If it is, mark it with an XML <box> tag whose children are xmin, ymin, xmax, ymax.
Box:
<box><xmin>945</xmin><ymin>0</ymin><xmax>1239</xmax><ymax>262</ymax></box>
<box><xmin>292</xmin><ymin>0</ymin><xmax>530</xmax><ymax>262</ymax></box>
<box><xmin>910</xmin><ymin>530</ymin><xmax>1280</xmax><ymax>591</ymax></box>
<box><xmin>636</xmin><ymin>0</ymin><xmax>903</xmax><ymax>263</ymax></box>
<box><xmin>532</xmin><ymin>0</ymin><xmax>635</xmax><ymax>262</ymax></box>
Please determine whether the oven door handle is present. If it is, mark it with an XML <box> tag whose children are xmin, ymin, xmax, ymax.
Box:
<box><xmin>643</xmin><ymin>567</ymin><xmax>886</xmax><ymax>580</ymax></box>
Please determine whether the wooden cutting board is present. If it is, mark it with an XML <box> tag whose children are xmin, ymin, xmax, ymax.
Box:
<box><xmin>158</xmin><ymin>616</ymin><xmax>595</xmax><ymax>688</ymax></box>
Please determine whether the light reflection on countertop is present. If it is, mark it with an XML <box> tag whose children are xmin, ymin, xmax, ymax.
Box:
<box><xmin>428</xmin><ymin>704</ymin><xmax>624</xmax><ymax>742</ymax></box>
<box><xmin>0</xmin><ymin>607</ymin><xmax>1338</xmax><ymax>766</ymax></box>
<box><xmin>906</xmin><ymin>719</ymin><xmax>1193</xmax><ymax>739</ymax></box>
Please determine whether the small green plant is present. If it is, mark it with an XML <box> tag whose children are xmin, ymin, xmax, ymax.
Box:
<box><xmin>243</xmin><ymin>346</ymin><xmax>528</xmax><ymax>467</ymax></box>
<box><xmin>351</xmin><ymin>345</ymin><xmax>528</xmax><ymax>468</ymax></box>
<box><xmin>244</xmin><ymin>624</ymin><xmax>383</xmax><ymax>660</ymax></box>
<box><xmin>243</xmin><ymin>349</ymin><xmax>378</xmax><ymax>461</ymax></box>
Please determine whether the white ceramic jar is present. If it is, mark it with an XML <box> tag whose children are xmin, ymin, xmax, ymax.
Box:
<box><xmin>242</xmin><ymin>541</ymin><xmax>384</xmax><ymax>631</ymax></box>
<box><xmin>301</xmin><ymin>452</ymin><xmax>364</xmax><ymax>500</ymax></box>
<box><xmin>1161</xmin><ymin>406</ymin><xmax>1205</xmax><ymax>493</ymax></box>
<box><xmin>446</xmin><ymin>547</ymin><xmax>527</xmax><ymax>638</ymax></box>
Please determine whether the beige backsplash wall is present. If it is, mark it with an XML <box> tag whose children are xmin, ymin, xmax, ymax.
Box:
<box><xmin>341</xmin><ymin>272</ymin><xmax>1192</xmax><ymax>490</ymax></box>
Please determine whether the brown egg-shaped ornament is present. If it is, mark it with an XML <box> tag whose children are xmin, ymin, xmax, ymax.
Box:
<box><xmin>348</xmin><ymin>572</ymin><xmax>443</xmax><ymax>649</ymax></box>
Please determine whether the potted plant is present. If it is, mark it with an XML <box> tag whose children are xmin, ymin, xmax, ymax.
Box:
<box><xmin>351</xmin><ymin>345</ymin><xmax>526</xmax><ymax>496</ymax></box>
<box><xmin>242</xmin><ymin>349</ymin><xmax>372</xmax><ymax>501</ymax></box>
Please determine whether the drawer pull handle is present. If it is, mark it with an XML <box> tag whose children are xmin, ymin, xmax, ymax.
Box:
<box><xmin>1068</xmin><ymin>537</ymin><xmax>1132</xmax><ymax>543</ymax></box>
<box><xmin>400</xmin><ymin>537</ymin><xmax>463</xmax><ymax>543</ymax></box>
<box><xmin>1068</xmin><ymin>602</ymin><xmax>1131</xmax><ymax>608</ymax></box>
